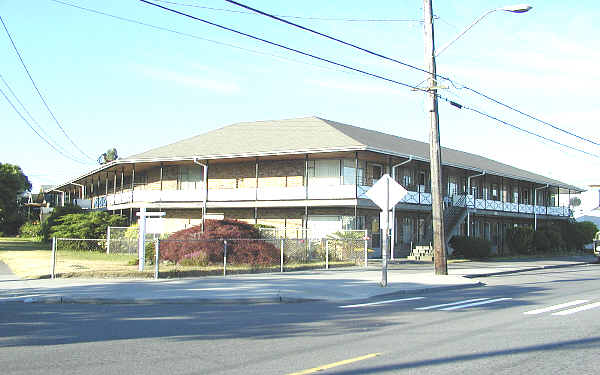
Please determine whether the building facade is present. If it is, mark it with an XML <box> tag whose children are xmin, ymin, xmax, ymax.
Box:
<box><xmin>52</xmin><ymin>117</ymin><xmax>583</xmax><ymax>256</ymax></box>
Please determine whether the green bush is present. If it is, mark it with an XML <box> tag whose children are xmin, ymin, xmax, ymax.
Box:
<box><xmin>533</xmin><ymin>225</ymin><xmax>564</xmax><ymax>253</ymax></box>
<box><xmin>19</xmin><ymin>221</ymin><xmax>43</xmax><ymax>241</ymax></box>
<box><xmin>49</xmin><ymin>211</ymin><xmax>127</xmax><ymax>240</ymax></box>
<box><xmin>41</xmin><ymin>204</ymin><xmax>83</xmax><ymax>241</ymax></box>
<box><xmin>557</xmin><ymin>220</ymin><xmax>598</xmax><ymax>251</ymax></box>
<box><xmin>506</xmin><ymin>226</ymin><xmax>534</xmax><ymax>254</ymax></box>
<box><xmin>449</xmin><ymin>236</ymin><xmax>492</xmax><ymax>259</ymax></box>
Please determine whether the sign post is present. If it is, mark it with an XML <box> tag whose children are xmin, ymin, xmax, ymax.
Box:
<box><xmin>136</xmin><ymin>208</ymin><xmax>166</xmax><ymax>271</ymax></box>
<box><xmin>365</xmin><ymin>174</ymin><xmax>408</xmax><ymax>287</ymax></box>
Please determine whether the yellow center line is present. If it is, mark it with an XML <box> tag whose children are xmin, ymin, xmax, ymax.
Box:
<box><xmin>287</xmin><ymin>352</ymin><xmax>382</xmax><ymax>375</ymax></box>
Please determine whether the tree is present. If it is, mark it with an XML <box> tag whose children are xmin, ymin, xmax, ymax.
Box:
<box><xmin>97</xmin><ymin>148</ymin><xmax>118</xmax><ymax>164</ymax></box>
<box><xmin>0</xmin><ymin>163</ymin><xmax>32</xmax><ymax>235</ymax></box>
<box><xmin>569</xmin><ymin>197</ymin><xmax>581</xmax><ymax>207</ymax></box>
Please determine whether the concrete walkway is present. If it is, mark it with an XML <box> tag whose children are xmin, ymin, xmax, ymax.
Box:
<box><xmin>0</xmin><ymin>257</ymin><xmax>595</xmax><ymax>305</ymax></box>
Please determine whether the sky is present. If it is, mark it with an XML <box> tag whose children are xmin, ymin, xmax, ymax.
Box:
<box><xmin>1</xmin><ymin>0</ymin><xmax>599</xmax><ymax>207</ymax></box>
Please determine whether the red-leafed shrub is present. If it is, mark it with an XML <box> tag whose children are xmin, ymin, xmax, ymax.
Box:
<box><xmin>160</xmin><ymin>219</ymin><xmax>279</xmax><ymax>266</ymax></box>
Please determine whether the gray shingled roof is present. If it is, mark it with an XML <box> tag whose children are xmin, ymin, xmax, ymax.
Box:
<box><xmin>123</xmin><ymin>117</ymin><xmax>582</xmax><ymax>192</ymax></box>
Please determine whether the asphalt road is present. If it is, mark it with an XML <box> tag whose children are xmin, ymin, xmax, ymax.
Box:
<box><xmin>1</xmin><ymin>264</ymin><xmax>599</xmax><ymax>375</ymax></box>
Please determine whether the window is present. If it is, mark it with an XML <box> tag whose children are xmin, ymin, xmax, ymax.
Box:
<box><xmin>418</xmin><ymin>171</ymin><xmax>426</xmax><ymax>192</ymax></box>
<box><xmin>491</xmin><ymin>184</ymin><xmax>499</xmax><ymax>200</ymax></box>
<box><xmin>512</xmin><ymin>186</ymin><xmax>519</xmax><ymax>203</ymax></box>
<box><xmin>371</xmin><ymin>164</ymin><xmax>383</xmax><ymax>184</ymax></box>
<box><xmin>471</xmin><ymin>183</ymin><xmax>479</xmax><ymax>198</ymax></box>
<box><xmin>522</xmin><ymin>189</ymin><xmax>529</xmax><ymax>204</ymax></box>
<box><xmin>448</xmin><ymin>176</ymin><xmax>459</xmax><ymax>196</ymax></box>
<box><xmin>342</xmin><ymin>159</ymin><xmax>364</xmax><ymax>185</ymax></box>
<box><xmin>178</xmin><ymin>165</ymin><xmax>203</xmax><ymax>190</ymax></box>
<box><xmin>483</xmin><ymin>185</ymin><xmax>489</xmax><ymax>200</ymax></box>
<box><xmin>401</xmin><ymin>168</ymin><xmax>413</xmax><ymax>189</ymax></box>
<box><xmin>308</xmin><ymin>159</ymin><xmax>341</xmax><ymax>185</ymax></box>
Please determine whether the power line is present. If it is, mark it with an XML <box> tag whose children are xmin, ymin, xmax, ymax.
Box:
<box><xmin>47</xmin><ymin>0</ymin><xmax>350</xmax><ymax>76</ymax></box>
<box><xmin>138</xmin><ymin>0</ymin><xmax>429</xmax><ymax>93</ymax></box>
<box><xmin>440</xmin><ymin>97</ymin><xmax>600</xmax><ymax>160</ymax></box>
<box><xmin>0</xmin><ymin>15</ymin><xmax>95</xmax><ymax>162</ymax></box>
<box><xmin>0</xmin><ymin>72</ymin><xmax>87</xmax><ymax>162</ymax></box>
<box><xmin>224</xmin><ymin>0</ymin><xmax>600</xmax><ymax>150</ymax></box>
<box><xmin>0</xmin><ymin>85</ymin><xmax>92</xmax><ymax>165</ymax></box>
<box><xmin>459</xmin><ymin>86</ymin><xmax>600</xmax><ymax>147</ymax></box>
<box><xmin>139</xmin><ymin>1</ymin><xmax>599</xmax><ymax>160</ymax></box>
<box><xmin>224</xmin><ymin>0</ymin><xmax>437</xmax><ymax>79</ymax></box>
<box><xmin>153</xmin><ymin>0</ymin><xmax>426</xmax><ymax>22</ymax></box>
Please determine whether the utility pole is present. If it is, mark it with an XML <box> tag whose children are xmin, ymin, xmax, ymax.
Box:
<box><xmin>423</xmin><ymin>0</ymin><xmax>448</xmax><ymax>275</ymax></box>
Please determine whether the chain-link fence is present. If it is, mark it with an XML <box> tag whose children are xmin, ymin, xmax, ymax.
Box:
<box><xmin>50</xmin><ymin>236</ymin><xmax>369</xmax><ymax>279</ymax></box>
<box><xmin>106</xmin><ymin>226</ymin><xmax>168</xmax><ymax>254</ymax></box>
<box><xmin>51</xmin><ymin>238</ymin><xmax>155</xmax><ymax>278</ymax></box>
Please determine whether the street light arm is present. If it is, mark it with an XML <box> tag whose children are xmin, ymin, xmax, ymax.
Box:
<box><xmin>435</xmin><ymin>4</ymin><xmax>531</xmax><ymax>57</ymax></box>
<box><xmin>435</xmin><ymin>8</ymin><xmax>498</xmax><ymax>57</ymax></box>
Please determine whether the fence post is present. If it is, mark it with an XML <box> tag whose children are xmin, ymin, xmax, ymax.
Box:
<box><xmin>51</xmin><ymin>237</ymin><xmax>56</xmax><ymax>279</ymax></box>
<box><xmin>364</xmin><ymin>238</ymin><xmax>368</xmax><ymax>268</ymax></box>
<box><xmin>280</xmin><ymin>238</ymin><xmax>284</xmax><ymax>273</ymax></box>
<box><xmin>325</xmin><ymin>239</ymin><xmax>329</xmax><ymax>270</ymax></box>
<box><xmin>154</xmin><ymin>238</ymin><xmax>160</xmax><ymax>280</ymax></box>
<box><xmin>106</xmin><ymin>226</ymin><xmax>111</xmax><ymax>254</ymax></box>
<box><xmin>223</xmin><ymin>240</ymin><xmax>227</xmax><ymax>276</ymax></box>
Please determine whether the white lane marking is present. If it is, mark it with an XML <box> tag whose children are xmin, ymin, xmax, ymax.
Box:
<box><xmin>415</xmin><ymin>298</ymin><xmax>490</xmax><ymax>310</ymax></box>
<box><xmin>552</xmin><ymin>301</ymin><xmax>600</xmax><ymax>316</ymax></box>
<box><xmin>523</xmin><ymin>300</ymin><xmax>589</xmax><ymax>315</ymax></box>
<box><xmin>339</xmin><ymin>297</ymin><xmax>425</xmax><ymax>309</ymax></box>
<box><xmin>440</xmin><ymin>297</ymin><xmax>513</xmax><ymax>311</ymax></box>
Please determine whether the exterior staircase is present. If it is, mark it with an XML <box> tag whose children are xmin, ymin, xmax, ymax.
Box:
<box><xmin>406</xmin><ymin>194</ymin><xmax>468</xmax><ymax>261</ymax></box>
<box><xmin>443</xmin><ymin>194</ymin><xmax>468</xmax><ymax>240</ymax></box>
<box><xmin>406</xmin><ymin>245</ymin><xmax>434</xmax><ymax>261</ymax></box>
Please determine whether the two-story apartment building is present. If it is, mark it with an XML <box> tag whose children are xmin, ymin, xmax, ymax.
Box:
<box><xmin>51</xmin><ymin>117</ymin><xmax>583</xmax><ymax>256</ymax></box>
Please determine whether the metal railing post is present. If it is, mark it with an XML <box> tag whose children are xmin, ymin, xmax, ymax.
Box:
<box><xmin>223</xmin><ymin>240</ymin><xmax>227</xmax><ymax>276</ymax></box>
<box><xmin>364</xmin><ymin>238</ymin><xmax>368</xmax><ymax>268</ymax></box>
<box><xmin>106</xmin><ymin>226</ymin><xmax>111</xmax><ymax>254</ymax></box>
<box><xmin>51</xmin><ymin>237</ymin><xmax>56</xmax><ymax>279</ymax></box>
<box><xmin>154</xmin><ymin>238</ymin><xmax>160</xmax><ymax>280</ymax></box>
<box><xmin>325</xmin><ymin>239</ymin><xmax>329</xmax><ymax>270</ymax></box>
<box><xmin>280</xmin><ymin>238</ymin><xmax>284</xmax><ymax>272</ymax></box>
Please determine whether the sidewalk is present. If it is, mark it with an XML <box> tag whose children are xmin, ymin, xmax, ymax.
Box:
<box><xmin>0</xmin><ymin>256</ymin><xmax>595</xmax><ymax>305</ymax></box>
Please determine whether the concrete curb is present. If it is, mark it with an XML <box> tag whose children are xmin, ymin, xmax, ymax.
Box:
<box><xmin>370</xmin><ymin>281</ymin><xmax>485</xmax><ymax>300</ymax></box>
<box><xmin>462</xmin><ymin>261</ymin><xmax>593</xmax><ymax>278</ymax></box>
<box><xmin>6</xmin><ymin>295</ymin><xmax>322</xmax><ymax>305</ymax></box>
<box><xmin>4</xmin><ymin>282</ymin><xmax>483</xmax><ymax>305</ymax></box>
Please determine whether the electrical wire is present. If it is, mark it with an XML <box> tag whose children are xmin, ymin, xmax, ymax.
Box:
<box><xmin>0</xmin><ymin>86</ymin><xmax>92</xmax><ymax>165</ymax></box>
<box><xmin>224</xmin><ymin>0</ymin><xmax>438</xmax><ymax>79</ymax></box>
<box><xmin>138</xmin><ymin>0</ymin><xmax>429</xmax><ymax>93</ymax></box>
<box><xmin>439</xmin><ymin>96</ymin><xmax>600</xmax><ymax>160</ymax></box>
<box><xmin>225</xmin><ymin>0</ymin><xmax>600</xmax><ymax>149</ymax></box>
<box><xmin>0</xmin><ymin>72</ymin><xmax>87</xmax><ymax>163</ymax></box>
<box><xmin>47</xmin><ymin>0</ymin><xmax>351</xmax><ymax>76</ymax></box>
<box><xmin>153</xmin><ymin>0</ymin><xmax>426</xmax><ymax>22</ymax></box>
<box><xmin>460</xmin><ymin>86</ymin><xmax>600</xmax><ymax>147</ymax></box>
<box><xmin>139</xmin><ymin>0</ymin><xmax>599</xmax><ymax>160</ymax></box>
<box><xmin>0</xmin><ymin>15</ymin><xmax>95</xmax><ymax>162</ymax></box>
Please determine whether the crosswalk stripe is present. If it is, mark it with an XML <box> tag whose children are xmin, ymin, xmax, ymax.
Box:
<box><xmin>523</xmin><ymin>300</ymin><xmax>589</xmax><ymax>315</ymax></box>
<box><xmin>339</xmin><ymin>297</ymin><xmax>425</xmax><ymax>308</ymax></box>
<box><xmin>552</xmin><ymin>301</ymin><xmax>600</xmax><ymax>316</ymax></box>
<box><xmin>440</xmin><ymin>298</ymin><xmax>512</xmax><ymax>311</ymax></box>
<box><xmin>415</xmin><ymin>298</ymin><xmax>490</xmax><ymax>310</ymax></box>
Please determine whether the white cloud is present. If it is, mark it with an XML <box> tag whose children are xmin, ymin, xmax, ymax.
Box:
<box><xmin>136</xmin><ymin>65</ymin><xmax>241</xmax><ymax>94</ymax></box>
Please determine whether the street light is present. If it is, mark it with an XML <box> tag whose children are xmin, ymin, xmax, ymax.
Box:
<box><xmin>435</xmin><ymin>4</ymin><xmax>532</xmax><ymax>57</ymax></box>
<box><xmin>422</xmin><ymin>1</ymin><xmax>531</xmax><ymax>275</ymax></box>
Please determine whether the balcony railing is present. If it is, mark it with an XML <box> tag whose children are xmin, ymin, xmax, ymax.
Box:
<box><xmin>77</xmin><ymin>187</ymin><xmax>570</xmax><ymax>217</ymax></box>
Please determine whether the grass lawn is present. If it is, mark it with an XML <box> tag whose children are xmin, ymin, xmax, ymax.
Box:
<box><xmin>0</xmin><ymin>237</ymin><xmax>358</xmax><ymax>279</ymax></box>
